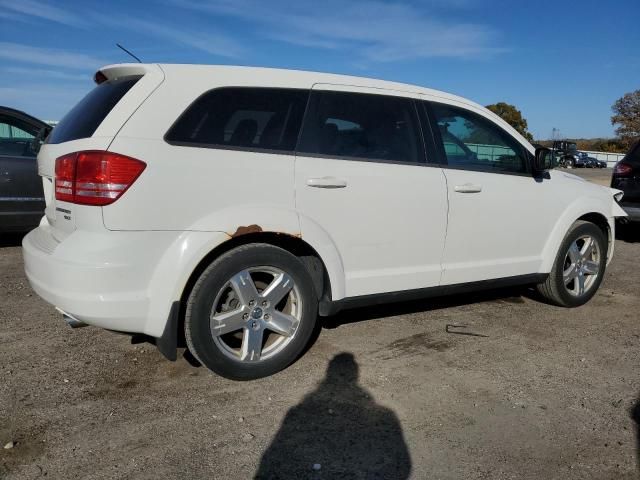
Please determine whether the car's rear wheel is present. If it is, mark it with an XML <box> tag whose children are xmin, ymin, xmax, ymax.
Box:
<box><xmin>185</xmin><ymin>244</ymin><xmax>318</xmax><ymax>380</ymax></box>
<box><xmin>566</xmin><ymin>158</ymin><xmax>575</xmax><ymax>168</ymax></box>
<box><xmin>537</xmin><ymin>220</ymin><xmax>607</xmax><ymax>307</ymax></box>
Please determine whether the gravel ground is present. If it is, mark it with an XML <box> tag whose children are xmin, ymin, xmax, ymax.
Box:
<box><xmin>1</xmin><ymin>168</ymin><xmax>639</xmax><ymax>479</ymax></box>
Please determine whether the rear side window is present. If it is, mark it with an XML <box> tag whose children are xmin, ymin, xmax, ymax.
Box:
<box><xmin>48</xmin><ymin>75</ymin><xmax>141</xmax><ymax>144</ymax></box>
<box><xmin>165</xmin><ymin>88</ymin><xmax>309</xmax><ymax>153</ymax></box>
<box><xmin>297</xmin><ymin>91</ymin><xmax>423</xmax><ymax>164</ymax></box>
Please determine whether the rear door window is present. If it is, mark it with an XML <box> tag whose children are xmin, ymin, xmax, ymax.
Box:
<box><xmin>165</xmin><ymin>88</ymin><xmax>309</xmax><ymax>153</ymax></box>
<box><xmin>297</xmin><ymin>91</ymin><xmax>424</xmax><ymax>164</ymax></box>
<box><xmin>47</xmin><ymin>75</ymin><xmax>142</xmax><ymax>144</ymax></box>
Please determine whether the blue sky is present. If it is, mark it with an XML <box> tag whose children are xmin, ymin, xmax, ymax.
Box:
<box><xmin>0</xmin><ymin>0</ymin><xmax>638</xmax><ymax>139</ymax></box>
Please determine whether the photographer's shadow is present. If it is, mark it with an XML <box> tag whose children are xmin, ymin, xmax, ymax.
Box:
<box><xmin>632</xmin><ymin>395</ymin><xmax>640</xmax><ymax>472</ymax></box>
<box><xmin>255</xmin><ymin>353</ymin><xmax>411</xmax><ymax>479</ymax></box>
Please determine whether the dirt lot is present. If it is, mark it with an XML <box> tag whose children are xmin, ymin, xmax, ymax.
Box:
<box><xmin>2</xmin><ymin>168</ymin><xmax>639</xmax><ymax>479</ymax></box>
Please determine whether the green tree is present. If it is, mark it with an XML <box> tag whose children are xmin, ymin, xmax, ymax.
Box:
<box><xmin>485</xmin><ymin>102</ymin><xmax>534</xmax><ymax>142</ymax></box>
<box><xmin>611</xmin><ymin>89</ymin><xmax>640</xmax><ymax>148</ymax></box>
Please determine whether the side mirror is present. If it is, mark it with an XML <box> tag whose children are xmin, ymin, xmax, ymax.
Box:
<box><xmin>29</xmin><ymin>126</ymin><xmax>51</xmax><ymax>156</ymax></box>
<box><xmin>533</xmin><ymin>147</ymin><xmax>554</xmax><ymax>172</ymax></box>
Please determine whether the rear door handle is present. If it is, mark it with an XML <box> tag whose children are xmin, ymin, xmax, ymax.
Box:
<box><xmin>306</xmin><ymin>177</ymin><xmax>347</xmax><ymax>189</ymax></box>
<box><xmin>454</xmin><ymin>183</ymin><xmax>482</xmax><ymax>193</ymax></box>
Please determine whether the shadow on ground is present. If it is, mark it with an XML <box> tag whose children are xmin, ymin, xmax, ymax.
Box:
<box><xmin>0</xmin><ymin>232</ymin><xmax>25</xmax><ymax>248</ymax></box>
<box><xmin>631</xmin><ymin>395</ymin><xmax>640</xmax><ymax>472</ymax></box>
<box><xmin>616</xmin><ymin>223</ymin><xmax>640</xmax><ymax>244</ymax></box>
<box><xmin>255</xmin><ymin>353</ymin><xmax>411</xmax><ymax>479</ymax></box>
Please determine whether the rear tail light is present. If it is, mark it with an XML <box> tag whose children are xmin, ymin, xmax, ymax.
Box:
<box><xmin>613</xmin><ymin>161</ymin><xmax>633</xmax><ymax>176</ymax></box>
<box><xmin>55</xmin><ymin>151</ymin><xmax>146</xmax><ymax>206</ymax></box>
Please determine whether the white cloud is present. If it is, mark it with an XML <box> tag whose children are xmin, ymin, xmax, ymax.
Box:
<box><xmin>0</xmin><ymin>42</ymin><xmax>110</xmax><ymax>70</ymax></box>
<box><xmin>91</xmin><ymin>14</ymin><xmax>245</xmax><ymax>58</ymax></box>
<box><xmin>0</xmin><ymin>66</ymin><xmax>88</xmax><ymax>82</ymax></box>
<box><xmin>174</xmin><ymin>0</ymin><xmax>506</xmax><ymax>61</ymax></box>
<box><xmin>0</xmin><ymin>0</ymin><xmax>84</xmax><ymax>27</ymax></box>
<box><xmin>0</xmin><ymin>84</ymin><xmax>89</xmax><ymax>121</ymax></box>
<box><xmin>0</xmin><ymin>1</ymin><xmax>243</xmax><ymax>60</ymax></box>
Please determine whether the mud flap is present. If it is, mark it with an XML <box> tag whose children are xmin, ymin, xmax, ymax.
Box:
<box><xmin>156</xmin><ymin>301</ymin><xmax>179</xmax><ymax>361</ymax></box>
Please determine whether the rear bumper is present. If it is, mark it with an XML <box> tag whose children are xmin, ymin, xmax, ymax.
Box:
<box><xmin>23</xmin><ymin>224</ymin><xmax>170</xmax><ymax>335</ymax></box>
<box><xmin>23</xmin><ymin>222</ymin><xmax>230</xmax><ymax>338</ymax></box>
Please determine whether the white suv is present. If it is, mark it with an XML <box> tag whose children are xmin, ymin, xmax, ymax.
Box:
<box><xmin>23</xmin><ymin>64</ymin><xmax>626</xmax><ymax>379</ymax></box>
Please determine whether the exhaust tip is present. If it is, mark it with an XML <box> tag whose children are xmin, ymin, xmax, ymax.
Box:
<box><xmin>56</xmin><ymin>307</ymin><xmax>88</xmax><ymax>329</ymax></box>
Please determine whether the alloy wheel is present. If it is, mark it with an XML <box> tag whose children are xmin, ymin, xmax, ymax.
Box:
<box><xmin>562</xmin><ymin>235</ymin><xmax>601</xmax><ymax>297</ymax></box>
<box><xmin>210</xmin><ymin>267</ymin><xmax>302</xmax><ymax>363</ymax></box>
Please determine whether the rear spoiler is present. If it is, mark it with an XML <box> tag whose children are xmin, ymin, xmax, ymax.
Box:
<box><xmin>93</xmin><ymin>63</ymin><xmax>163</xmax><ymax>85</ymax></box>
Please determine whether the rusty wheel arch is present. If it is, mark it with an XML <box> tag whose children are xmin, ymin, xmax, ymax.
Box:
<box><xmin>176</xmin><ymin>230</ymin><xmax>332</xmax><ymax>347</ymax></box>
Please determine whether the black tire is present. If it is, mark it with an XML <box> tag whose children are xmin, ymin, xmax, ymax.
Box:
<box><xmin>185</xmin><ymin>243</ymin><xmax>318</xmax><ymax>380</ymax></box>
<box><xmin>536</xmin><ymin>221</ymin><xmax>607</xmax><ymax>307</ymax></box>
<box><xmin>566</xmin><ymin>158</ymin><xmax>575</xmax><ymax>169</ymax></box>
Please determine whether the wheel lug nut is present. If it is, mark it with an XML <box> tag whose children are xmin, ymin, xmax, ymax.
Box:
<box><xmin>261</xmin><ymin>300</ymin><xmax>268</xmax><ymax>307</ymax></box>
<box><xmin>264</xmin><ymin>314</ymin><xmax>270</xmax><ymax>321</ymax></box>
<box><xmin>243</xmin><ymin>313</ymin><xmax>249</xmax><ymax>320</ymax></box>
<box><xmin>249</xmin><ymin>300</ymin><xmax>255</xmax><ymax>307</ymax></box>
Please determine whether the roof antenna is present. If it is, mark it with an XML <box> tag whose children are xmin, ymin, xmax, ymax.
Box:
<box><xmin>116</xmin><ymin>43</ymin><xmax>142</xmax><ymax>63</ymax></box>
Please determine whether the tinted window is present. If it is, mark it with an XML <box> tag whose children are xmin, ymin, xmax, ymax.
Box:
<box><xmin>0</xmin><ymin>114</ymin><xmax>39</xmax><ymax>157</ymax></box>
<box><xmin>48</xmin><ymin>75</ymin><xmax>141</xmax><ymax>144</ymax></box>
<box><xmin>165</xmin><ymin>88</ymin><xmax>309</xmax><ymax>153</ymax></box>
<box><xmin>430</xmin><ymin>103</ymin><xmax>527</xmax><ymax>173</ymax></box>
<box><xmin>297</xmin><ymin>91</ymin><xmax>423</xmax><ymax>164</ymax></box>
<box><xmin>624</xmin><ymin>140</ymin><xmax>640</xmax><ymax>166</ymax></box>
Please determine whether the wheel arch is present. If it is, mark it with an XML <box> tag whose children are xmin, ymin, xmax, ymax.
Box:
<box><xmin>142</xmin><ymin>227</ymin><xmax>342</xmax><ymax>362</ymax></box>
<box><xmin>576</xmin><ymin>211</ymin><xmax>614</xmax><ymax>266</ymax></box>
<box><xmin>178</xmin><ymin>231</ymin><xmax>334</xmax><ymax>310</ymax></box>
<box><xmin>540</xmin><ymin>200</ymin><xmax>613</xmax><ymax>273</ymax></box>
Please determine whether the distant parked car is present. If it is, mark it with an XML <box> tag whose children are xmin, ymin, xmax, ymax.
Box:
<box><xmin>611</xmin><ymin>140</ymin><xmax>640</xmax><ymax>222</ymax></box>
<box><xmin>553</xmin><ymin>140</ymin><xmax>584</xmax><ymax>168</ymax></box>
<box><xmin>563</xmin><ymin>151</ymin><xmax>593</xmax><ymax>168</ymax></box>
<box><xmin>0</xmin><ymin>106</ymin><xmax>51</xmax><ymax>232</ymax></box>
<box><xmin>577</xmin><ymin>152</ymin><xmax>606</xmax><ymax>169</ymax></box>
<box><xmin>586</xmin><ymin>156</ymin><xmax>607</xmax><ymax>169</ymax></box>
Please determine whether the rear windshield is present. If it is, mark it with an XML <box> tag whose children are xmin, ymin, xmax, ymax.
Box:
<box><xmin>47</xmin><ymin>75</ymin><xmax>141</xmax><ymax>144</ymax></box>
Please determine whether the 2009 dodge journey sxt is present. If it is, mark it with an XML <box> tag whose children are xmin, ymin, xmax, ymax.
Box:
<box><xmin>23</xmin><ymin>63</ymin><xmax>626</xmax><ymax>379</ymax></box>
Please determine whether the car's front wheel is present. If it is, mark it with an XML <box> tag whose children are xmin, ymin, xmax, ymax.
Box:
<box><xmin>537</xmin><ymin>220</ymin><xmax>607</xmax><ymax>307</ymax></box>
<box><xmin>185</xmin><ymin>244</ymin><xmax>318</xmax><ymax>380</ymax></box>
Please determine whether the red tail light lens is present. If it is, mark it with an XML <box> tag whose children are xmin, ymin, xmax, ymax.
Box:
<box><xmin>54</xmin><ymin>151</ymin><xmax>146</xmax><ymax>206</ymax></box>
<box><xmin>613</xmin><ymin>161</ymin><xmax>633</xmax><ymax>176</ymax></box>
<box><xmin>54</xmin><ymin>153</ymin><xmax>76</xmax><ymax>202</ymax></box>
